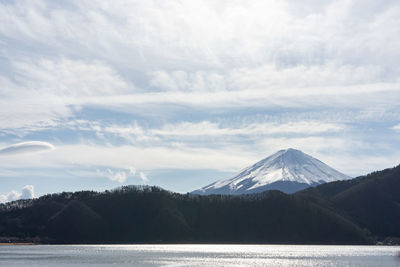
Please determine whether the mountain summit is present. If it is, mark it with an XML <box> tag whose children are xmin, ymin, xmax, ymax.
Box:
<box><xmin>192</xmin><ymin>148</ymin><xmax>351</xmax><ymax>194</ymax></box>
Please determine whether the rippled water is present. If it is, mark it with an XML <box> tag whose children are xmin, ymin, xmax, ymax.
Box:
<box><xmin>0</xmin><ymin>244</ymin><xmax>399</xmax><ymax>266</ymax></box>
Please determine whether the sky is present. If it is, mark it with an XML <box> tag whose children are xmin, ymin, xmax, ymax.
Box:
<box><xmin>1</xmin><ymin>0</ymin><xmax>400</xmax><ymax>202</ymax></box>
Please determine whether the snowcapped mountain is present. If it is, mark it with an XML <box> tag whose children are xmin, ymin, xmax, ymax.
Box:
<box><xmin>192</xmin><ymin>148</ymin><xmax>351</xmax><ymax>195</ymax></box>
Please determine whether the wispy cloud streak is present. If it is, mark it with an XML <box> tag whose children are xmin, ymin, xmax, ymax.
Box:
<box><xmin>0</xmin><ymin>141</ymin><xmax>54</xmax><ymax>155</ymax></box>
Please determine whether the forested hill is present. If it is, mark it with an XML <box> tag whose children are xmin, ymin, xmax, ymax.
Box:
<box><xmin>0</xmin><ymin>165</ymin><xmax>399</xmax><ymax>245</ymax></box>
<box><xmin>295</xmin><ymin>164</ymin><xmax>400</xmax><ymax>242</ymax></box>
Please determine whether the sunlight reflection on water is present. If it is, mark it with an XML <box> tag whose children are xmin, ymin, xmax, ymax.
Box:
<box><xmin>0</xmin><ymin>244</ymin><xmax>399</xmax><ymax>266</ymax></box>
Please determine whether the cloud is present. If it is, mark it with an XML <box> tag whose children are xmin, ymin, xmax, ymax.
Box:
<box><xmin>25</xmin><ymin>137</ymin><xmax>368</xmax><ymax>173</ymax></box>
<box><xmin>0</xmin><ymin>0</ymin><xmax>399</xmax><ymax>192</ymax></box>
<box><xmin>139</xmin><ymin>172</ymin><xmax>149</xmax><ymax>183</ymax></box>
<box><xmin>0</xmin><ymin>58</ymin><xmax>132</xmax><ymax>132</ymax></box>
<box><xmin>74</xmin><ymin>120</ymin><xmax>345</xmax><ymax>147</ymax></box>
<box><xmin>2</xmin><ymin>0</ymin><xmax>398</xmax><ymax>73</ymax></box>
<box><xmin>0</xmin><ymin>0</ymin><xmax>399</xmax><ymax>134</ymax></box>
<box><xmin>151</xmin><ymin>121</ymin><xmax>345</xmax><ymax>137</ymax></box>
<box><xmin>0</xmin><ymin>141</ymin><xmax>54</xmax><ymax>155</ymax></box>
<box><xmin>39</xmin><ymin>144</ymin><xmax>257</xmax><ymax>172</ymax></box>
<box><xmin>129</xmin><ymin>167</ymin><xmax>137</xmax><ymax>175</ymax></box>
<box><xmin>392</xmin><ymin>124</ymin><xmax>400</xmax><ymax>131</ymax></box>
<box><xmin>97</xmin><ymin>166</ymin><xmax>143</xmax><ymax>183</ymax></box>
<box><xmin>106</xmin><ymin>169</ymin><xmax>127</xmax><ymax>183</ymax></box>
<box><xmin>0</xmin><ymin>185</ymin><xmax>35</xmax><ymax>203</ymax></box>
<box><xmin>12</xmin><ymin>58</ymin><xmax>131</xmax><ymax>97</ymax></box>
<box><xmin>104</xmin><ymin>167</ymin><xmax>149</xmax><ymax>184</ymax></box>
<box><xmin>77</xmin><ymin>83</ymin><xmax>400</xmax><ymax>114</ymax></box>
<box><xmin>149</xmin><ymin>65</ymin><xmax>387</xmax><ymax>93</ymax></box>
<box><xmin>0</xmin><ymin>137</ymin><xmax>399</xmax><ymax>183</ymax></box>
<box><xmin>20</xmin><ymin>185</ymin><xmax>35</xmax><ymax>199</ymax></box>
<box><xmin>0</xmin><ymin>190</ymin><xmax>20</xmax><ymax>203</ymax></box>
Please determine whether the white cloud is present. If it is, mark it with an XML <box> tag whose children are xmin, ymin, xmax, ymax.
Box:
<box><xmin>0</xmin><ymin>0</ymin><xmax>399</xmax><ymax>135</ymax></box>
<box><xmin>0</xmin><ymin>0</ymin><xmax>399</xmax><ymax>192</ymax></box>
<box><xmin>106</xmin><ymin>169</ymin><xmax>127</xmax><ymax>183</ymax></box>
<box><xmin>93</xmin><ymin>166</ymin><xmax>144</xmax><ymax>183</ymax></box>
<box><xmin>0</xmin><ymin>190</ymin><xmax>20</xmax><ymax>203</ymax></box>
<box><xmin>1</xmin><ymin>0</ymin><xmax>398</xmax><ymax>73</ymax></box>
<box><xmin>21</xmin><ymin>185</ymin><xmax>35</xmax><ymax>199</ymax></box>
<box><xmin>0</xmin><ymin>138</ymin><xmax>399</xmax><ymax>182</ymax></box>
<box><xmin>77</xmin><ymin>83</ymin><xmax>400</xmax><ymax>113</ymax></box>
<box><xmin>103</xmin><ymin>122</ymin><xmax>156</xmax><ymax>143</ymax></box>
<box><xmin>149</xmin><ymin>64</ymin><xmax>387</xmax><ymax>93</ymax></box>
<box><xmin>0</xmin><ymin>141</ymin><xmax>54</xmax><ymax>155</ymax></box>
<box><xmin>129</xmin><ymin>167</ymin><xmax>137</xmax><ymax>176</ymax></box>
<box><xmin>0</xmin><ymin>58</ymin><xmax>132</xmax><ymax>132</ymax></box>
<box><xmin>77</xmin><ymin>120</ymin><xmax>345</xmax><ymax>145</ymax></box>
<box><xmin>11</xmin><ymin>136</ymin><xmax>367</xmax><ymax>174</ymax></box>
<box><xmin>150</xmin><ymin>70</ymin><xmax>226</xmax><ymax>92</ymax></box>
<box><xmin>152</xmin><ymin>121</ymin><xmax>345</xmax><ymax>137</ymax></box>
<box><xmin>392</xmin><ymin>124</ymin><xmax>400</xmax><ymax>131</ymax></box>
<box><xmin>40</xmin><ymin>144</ymin><xmax>257</xmax><ymax>172</ymax></box>
<box><xmin>139</xmin><ymin>172</ymin><xmax>149</xmax><ymax>183</ymax></box>
<box><xmin>12</xmin><ymin>58</ymin><xmax>131</xmax><ymax>96</ymax></box>
<box><xmin>56</xmin><ymin>120</ymin><xmax>350</xmax><ymax>167</ymax></box>
<box><xmin>0</xmin><ymin>185</ymin><xmax>35</xmax><ymax>203</ymax></box>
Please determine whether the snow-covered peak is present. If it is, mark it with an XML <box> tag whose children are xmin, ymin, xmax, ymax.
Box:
<box><xmin>192</xmin><ymin>148</ymin><xmax>351</xmax><ymax>195</ymax></box>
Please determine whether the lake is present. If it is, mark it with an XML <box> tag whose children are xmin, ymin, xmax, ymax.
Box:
<box><xmin>0</xmin><ymin>244</ymin><xmax>399</xmax><ymax>266</ymax></box>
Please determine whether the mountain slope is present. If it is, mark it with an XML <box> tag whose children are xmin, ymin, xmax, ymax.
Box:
<box><xmin>0</xmin><ymin>186</ymin><xmax>371</xmax><ymax>244</ymax></box>
<box><xmin>297</xmin><ymin>164</ymin><xmax>400</xmax><ymax>239</ymax></box>
<box><xmin>193</xmin><ymin>148</ymin><xmax>350</xmax><ymax>194</ymax></box>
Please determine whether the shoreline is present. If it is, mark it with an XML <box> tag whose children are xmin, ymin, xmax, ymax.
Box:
<box><xmin>0</xmin><ymin>242</ymin><xmax>37</xmax><ymax>246</ymax></box>
<box><xmin>0</xmin><ymin>242</ymin><xmax>399</xmax><ymax>246</ymax></box>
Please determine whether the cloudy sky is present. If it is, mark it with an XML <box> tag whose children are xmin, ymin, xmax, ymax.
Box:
<box><xmin>1</xmin><ymin>0</ymin><xmax>400</xmax><ymax>201</ymax></box>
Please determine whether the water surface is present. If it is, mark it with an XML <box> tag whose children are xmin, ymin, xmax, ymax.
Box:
<box><xmin>0</xmin><ymin>244</ymin><xmax>399</xmax><ymax>266</ymax></box>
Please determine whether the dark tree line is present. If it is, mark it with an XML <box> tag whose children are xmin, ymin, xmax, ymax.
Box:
<box><xmin>0</xmin><ymin>165</ymin><xmax>399</xmax><ymax>244</ymax></box>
